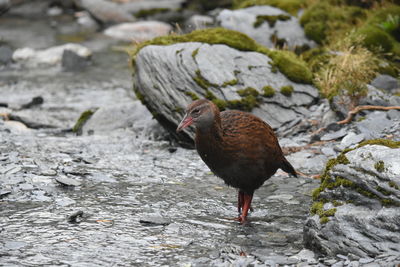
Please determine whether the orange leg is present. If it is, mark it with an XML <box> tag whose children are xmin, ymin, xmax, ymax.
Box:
<box><xmin>238</xmin><ymin>193</ymin><xmax>253</xmax><ymax>224</ymax></box>
<box><xmin>238</xmin><ymin>191</ymin><xmax>244</xmax><ymax>213</ymax></box>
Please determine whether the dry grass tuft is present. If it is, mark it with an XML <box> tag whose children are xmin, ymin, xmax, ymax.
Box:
<box><xmin>314</xmin><ymin>35</ymin><xmax>378</xmax><ymax>109</ymax></box>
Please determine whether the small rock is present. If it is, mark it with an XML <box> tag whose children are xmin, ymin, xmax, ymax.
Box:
<box><xmin>371</xmin><ymin>74</ymin><xmax>399</xmax><ymax>92</ymax></box>
<box><xmin>0</xmin><ymin>0</ymin><xmax>10</xmax><ymax>14</ymax></box>
<box><xmin>0</xmin><ymin>44</ymin><xmax>13</xmax><ymax>64</ymax></box>
<box><xmin>4</xmin><ymin>120</ymin><xmax>30</xmax><ymax>134</ymax></box>
<box><xmin>62</xmin><ymin>49</ymin><xmax>90</xmax><ymax>72</ymax></box>
<box><xmin>321</xmin><ymin>147</ymin><xmax>336</xmax><ymax>157</ymax></box>
<box><xmin>186</xmin><ymin>14</ymin><xmax>214</xmax><ymax>30</ymax></box>
<box><xmin>387</xmin><ymin>109</ymin><xmax>400</xmax><ymax>120</ymax></box>
<box><xmin>0</xmin><ymin>189</ymin><xmax>11</xmax><ymax>198</ymax></box>
<box><xmin>356</xmin><ymin>111</ymin><xmax>393</xmax><ymax>139</ymax></box>
<box><xmin>75</xmin><ymin>0</ymin><xmax>134</xmax><ymax>23</ymax></box>
<box><xmin>340</xmin><ymin>132</ymin><xmax>364</xmax><ymax>148</ymax></box>
<box><xmin>13</xmin><ymin>43</ymin><xmax>92</xmax><ymax>66</ymax></box>
<box><xmin>139</xmin><ymin>215</ymin><xmax>171</xmax><ymax>226</ymax></box>
<box><xmin>321</xmin><ymin>128</ymin><xmax>347</xmax><ymax>141</ymax></box>
<box><xmin>56</xmin><ymin>197</ymin><xmax>76</xmax><ymax>207</ymax></box>
<box><xmin>76</xmin><ymin>11</ymin><xmax>99</xmax><ymax>32</ymax></box>
<box><xmin>68</xmin><ymin>210</ymin><xmax>84</xmax><ymax>223</ymax></box>
<box><xmin>20</xmin><ymin>96</ymin><xmax>44</xmax><ymax>109</ymax></box>
<box><xmin>55</xmin><ymin>176</ymin><xmax>81</xmax><ymax>186</ymax></box>
<box><xmin>41</xmin><ymin>169</ymin><xmax>57</xmax><ymax>176</ymax></box>
<box><xmin>103</xmin><ymin>21</ymin><xmax>172</xmax><ymax>42</ymax></box>
<box><xmin>359</xmin><ymin>258</ymin><xmax>374</xmax><ymax>264</ymax></box>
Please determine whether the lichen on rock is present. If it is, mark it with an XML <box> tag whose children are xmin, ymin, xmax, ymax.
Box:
<box><xmin>304</xmin><ymin>139</ymin><xmax>400</xmax><ymax>258</ymax></box>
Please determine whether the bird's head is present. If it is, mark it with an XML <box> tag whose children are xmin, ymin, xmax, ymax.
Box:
<box><xmin>176</xmin><ymin>99</ymin><xmax>218</xmax><ymax>132</ymax></box>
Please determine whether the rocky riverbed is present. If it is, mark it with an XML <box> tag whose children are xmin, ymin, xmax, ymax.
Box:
<box><xmin>1</xmin><ymin>0</ymin><xmax>400</xmax><ymax>266</ymax></box>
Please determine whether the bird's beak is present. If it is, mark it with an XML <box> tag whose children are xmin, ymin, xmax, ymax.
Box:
<box><xmin>176</xmin><ymin>114</ymin><xmax>193</xmax><ymax>132</ymax></box>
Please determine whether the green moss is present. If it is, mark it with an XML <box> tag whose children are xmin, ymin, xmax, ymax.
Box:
<box><xmin>194</xmin><ymin>69</ymin><xmax>219</xmax><ymax>89</ymax></box>
<box><xmin>374</xmin><ymin>160</ymin><xmax>385</xmax><ymax>173</ymax></box>
<box><xmin>300</xmin><ymin>2</ymin><xmax>366</xmax><ymax>45</ymax></box>
<box><xmin>131</xmin><ymin>28</ymin><xmax>312</xmax><ymax>85</ymax></box>
<box><xmin>302</xmin><ymin>47</ymin><xmax>331</xmax><ymax>73</ymax></box>
<box><xmin>268</xmin><ymin>50</ymin><xmax>313</xmax><ymax>84</ymax></box>
<box><xmin>192</xmin><ymin>48</ymin><xmax>199</xmax><ymax>58</ymax></box>
<box><xmin>357</xmin><ymin>139</ymin><xmax>400</xmax><ymax>149</ymax></box>
<box><xmin>233</xmin><ymin>0</ymin><xmax>308</xmax><ymax>15</ymax></box>
<box><xmin>185</xmin><ymin>91</ymin><xmax>199</xmax><ymax>101</ymax></box>
<box><xmin>320</xmin><ymin>216</ymin><xmax>330</xmax><ymax>224</ymax></box>
<box><xmin>134</xmin><ymin>87</ymin><xmax>145</xmax><ymax>103</ymax></box>
<box><xmin>280</xmin><ymin>85</ymin><xmax>294</xmax><ymax>96</ymax></box>
<box><xmin>253</xmin><ymin>14</ymin><xmax>291</xmax><ymax>28</ymax></box>
<box><xmin>389</xmin><ymin>181</ymin><xmax>399</xmax><ymax>190</ymax></box>
<box><xmin>212</xmin><ymin>99</ymin><xmax>228</xmax><ymax>111</ymax></box>
<box><xmin>134</xmin><ymin>8</ymin><xmax>169</xmax><ymax>18</ymax></box>
<box><xmin>356</xmin><ymin>25</ymin><xmax>394</xmax><ymax>53</ymax></box>
<box><xmin>222</xmin><ymin>79</ymin><xmax>238</xmax><ymax>87</ymax></box>
<box><xmin>72</xmin><ymin>110</ymin><xmax>94</xmax><ymax>133</ymax></box>
<box><xmin>262</xmin><ymin>85</ymin><xmax>275</xmax><ymax>97</ymax></box>
<box><xmin>237</xmin><ymin>87</ymin><xmax>259</xmax><ymax>97</ymax></box>
<box><xmin>332</xmin><ymin>200</ymin><xmax>343</xmax><ymax>207</ymax></box>
<box><xmin>376</xmin><ymin>186</ymin><xmax>391</xmax><ymax>196</ymax></box>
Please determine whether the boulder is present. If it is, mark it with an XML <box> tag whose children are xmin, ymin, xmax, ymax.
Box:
<box><xmin>133</xmin><ymin>39</ymin><xmax>318</xmax><ymax>146</ymax></box>
<box><xmin>371</xmin><ymin>74</ymin><xmax>399</xmax><ymax>93</ymax></box>
<box><xmin>121</xmin><ymin>0</ymin><xmax>184</xmax><ymax>15</ymax></box>
<box><xmin>74</xmin><ymin>0</ymin><xmax>134</xmax><ymax>24</ymax></box>
<box><xmin>304</xmin><ymin>140</ymin><xmax>400</xmax><ymax>258</ymax></box>
<box><xmin>217</xmin><ymin>6</ymin><xmax>315</xmax><ymax>50</ymax></box>
<box><xmin>104</xmin><ymin>21</ymin><xmax>172</xmax><ymax>42</ymax></box>
<box><xmin>12</xmin><ymin>43</ymin><xmax>91</xmax><ymax>67</ymax></box>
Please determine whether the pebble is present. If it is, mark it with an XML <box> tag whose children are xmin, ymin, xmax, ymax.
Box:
<box><xmin>359</xmin><ymin>257</ymin><xmax>374</xmax><ymax>264</ymax></box>
<box><xmin>55</xmin><ymin>176</ymin><xmax>81</xmax><ymax>186</ymax></box>
<box><xmin>139</xmin><ymin>215</ymin><xmax>171</xmax><ymax>226</ymax></box>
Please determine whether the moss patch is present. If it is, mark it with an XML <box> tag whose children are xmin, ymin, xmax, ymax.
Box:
<box><xmin>280</xmin><ymin>85</ymin><xmax>294</xmax><ymax>96</ymax></box>
<box><xmin>253</xmin><ymin>14</ymin><xmax>291</xmax><ymax>28</ymax></box>
<box><xmin>222</xmin><ymin>79</ymin><xmax>238</xmax><ymax>87</ymax></box>
<box><xmin>374</xmin><ymin>160</ymin><xmax>385</xmax><ymax>173</ymax></box>
<box><xmin>262</xmin><ymin>85</ymin><xmax>275</xmax><ymax>97</ymax></box>
<box><xmin>310</xmin><ymin>201</ymin><xmax>337</xmax><ymax>224</ymax></box>
<box><xmin>131</xmin><ymin>28</ymin><xmax>312</xmax><ymax>85</ymax></box>
<box><xmin>185</xmin><ymin>91</ymin><xmax>199</xmax><ymax>101</ymax></box>
<box><xmin>193</xmin><ymin>69</ymin><xmax>219</xmax><ymax>89</ymax></box>
<box><xmin>72</xmin><ymin>110</ymin><xmax>94</xmax><ymax>133</ymax></box>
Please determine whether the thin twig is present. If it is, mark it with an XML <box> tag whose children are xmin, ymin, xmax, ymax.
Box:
<box><xmin>337</xmin><ymin>105</ymin><xmax>400</xmax><ymax>125</ymax></box>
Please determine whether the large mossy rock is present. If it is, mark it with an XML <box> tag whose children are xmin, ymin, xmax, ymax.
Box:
<box><xmin>304</xmin><ymin>140</ymin><xmax>400</xmax><ymax>259</ymax></box>
<box><xmin>132</xmin><ymin>28</ymin><xmax>318</xmax><ymax>146</ymax></box>
<box><xmin>217</xmin><ymin>6</ymin><xmax>315</xmax><ymax>50</ymax></box>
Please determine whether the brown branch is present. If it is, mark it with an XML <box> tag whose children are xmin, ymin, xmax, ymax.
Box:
<box><xmin>337</xmin><ymin>105</ymin><xmax>400</xmax><ymax>125</ymax></box>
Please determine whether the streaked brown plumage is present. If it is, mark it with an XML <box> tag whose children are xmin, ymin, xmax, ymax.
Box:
<box><xmin>177</xmin><ymin>99</ymin><xmax>297</xmax><ymax>223</ymax></box>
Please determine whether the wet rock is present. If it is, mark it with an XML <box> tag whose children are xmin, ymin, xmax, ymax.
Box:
<box><xmin>81</xmin><ymin>101</ymin><xmax>159</xmax><ymax>136</ymax></box>
<box><xmin>139</xmin><ymin>215</ymin><xmax>171</xmax><ymax>226</ymax></box>
<box><xmin>55</xmin><ymin>176</ymin><xmax>81</xmax><ymax>186</ymax></box>
<box><xmin>76</xmin><ymin>11</ymin><xmax>99</xmax><ymax>32</ymax></box>
<box><xmin>3</xmin><ymin>120</ymin><xmax>31</xmax><ymax>134</ymax></box>
<box><xmin>103</xmin><ymin>21</ymin><xmax>172</xmax><ymax>42</ymax></box>
<box><xmin>62</xmin><ymin>49</ymin><xmax>90</xmax><ymax>72</ymax></box>
<box><xmin>74</xmin><ymin>0</ymin><xmax>134</xmax><ymax>24</ymax></box>
<box><xmin>0</xmin><ymin>44</ymin><xmax>13</xmax><ymax>64</ymax></box>
<box><xmin>13</xmin><ymin>43</ymin><xmax>92</xmax><ymax>67</ymax></box>
<box><xmin>67</xmin><ymin>210</ymin><xmax>84</xmax><ymax>223</ymax></box>
<box><xmin>371</xmin><ymin>74</ymin><xmax>399</xmax><ymax>93</ymax></box>
<box><xmin>356</xmin><ymin>111</ymin><xmax>393</xmax><ymax>140</ymax></box>
<box><xmin>134</xmin><ymin>42</ymin><xmax>318</xmax><ymax>144</ymax></box>
<box><xmin>304</xmin><ymin>144</ymin><xmax>400</xmax><ymax>258</ymax></box>
<box><xmin>217</xmin><ymin>6</ymin><xmax>315</xmax><ymax>50</ymax></box>
<box><xmin>0</xmin><ymin>0</ymin><xmax>9</xmax><ymax>15</ymax></box>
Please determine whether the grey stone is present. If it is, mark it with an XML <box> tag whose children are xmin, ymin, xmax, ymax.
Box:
<box><xmin>55</xmin><ymin>176</ymin><xmax>81</xmax><ymax>186</ymax></box>
<box><xmin>0</xmin><ymin>45</ymin><xmax>13</xmax><ymax>64</ymax></box>
<box><xmin>62</xmin><ymin>49</ymin><xmax>90</xmax><ymax>72</ymax></box>
<box><xmin>133</xmin><ymin>42</ymin><xmax>319</xmax><ymax>144</ymax></box>
<box><xmin>186</xmin><ymin>14</ymin><xmax>214</xmax><ymax>30</ymax></box>
<box><xmin>340</xmin><ymin>132</ymin><xmax>364</xmax><ymax>148</ymax></box>
<box><xmin>103</xmin><ymin>21</ymin><xmax>172</xmax><ymax>42</ymax></box>
<box><xmin>387</xmin><ymin>109</ymin><xmax>400</xmax><ymax>120</ymax></box>
<box><xmin>371</xmin><ymin>74</ymin><xmax>399</xmax><ymax>92</ymax></box>
<box><xmin>122</xmin><ymin>0</ymin><xmax>184</xmax><ymax>15</ymax></box>
<box><xmin>217</xmin><ymin>6</ymin><xmax>315</xmax><ymax>49</ymax></box>
<box><xmin>356</xmin><ymin>111</ymin><xmax>393</xmax><ymax>140</ymax></box>
<box><xmin>286</xmin><ymin>151</ymin><xmax>327</xmax><ymax>174</ymax></box>
<box><xmin>139</xmin><ymin>215</ymin><xmax>171</xmax><ymax>226</ymax></box>
<box><xmin>359</xmin><ymin>258</ymin><xmax>374</xmax><ymax>264</ymax></box>
<box><xmin>74</xmin><ymin>0</ymin><xmax>134</xmax><ymax>23</ymax></box>
<box><xmin>304</xmin><ymin>144</ymin><xmax>400</xmax><ymax>258</ymax></box>
<box><xmin>320</xmin><ymin>128</ymin><xmax>347</xmax><ymax>141</ymax></box>
<box><xmin>321</xmin><ymin>147</ymin><xmax>337</xmax><ymax>158</ymax></box>
<box><xmin>0</xmin><ymin>0</ymin><xmax>9</xmax><ymax>14</ymax></box>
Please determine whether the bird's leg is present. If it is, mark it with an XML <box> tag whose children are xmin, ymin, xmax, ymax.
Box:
<box><xmin>238</xmin><ymin>193</ymin><xmax>253</xmax><ymax>224</ymax></box>
<box><xmin>237</xmin><ymin>190</ymin><xmax>244</xmax><ymax>214</ymax></box>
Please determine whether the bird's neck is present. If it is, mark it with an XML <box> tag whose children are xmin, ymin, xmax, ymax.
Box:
<box><xmin>196</xmin><ymin>111</ymin><xmax>223</xmax><ymax>143</ymax></box>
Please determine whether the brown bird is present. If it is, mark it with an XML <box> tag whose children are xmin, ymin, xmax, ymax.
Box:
<box><xmin>176</xmin><ymin>99</ymin><xmax>297</xmax><ymax>223</ymax></box>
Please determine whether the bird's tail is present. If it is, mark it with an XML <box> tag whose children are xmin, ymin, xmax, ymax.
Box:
<box><xmin>281</xmin><ymin>157</ymin><xmax>297</xmax><ymax>177</ymax></box>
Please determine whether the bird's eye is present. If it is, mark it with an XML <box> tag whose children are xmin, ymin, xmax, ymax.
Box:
<box><xmin>192</xmin><ymin>109</ymin><xmax>200</xmax><ymax>116</ymax></box>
